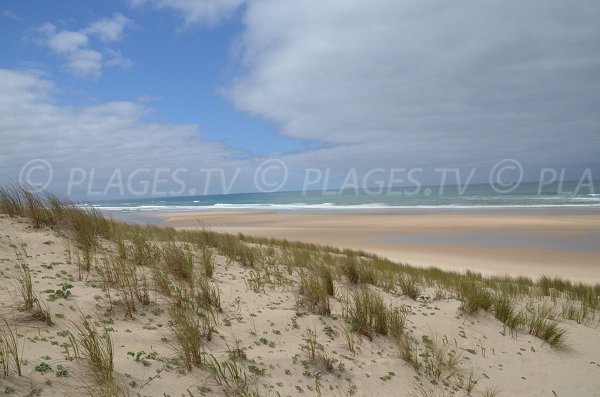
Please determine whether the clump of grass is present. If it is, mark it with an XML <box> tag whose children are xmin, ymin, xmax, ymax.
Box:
<box><xmin>0</xmin><ymin>318</ymin><xmax>22</xmax><ymax>376</ymax></box>
<box><xmin>301</xmin><ymin>328</ymin><xmax>321</xmax><ymax>362</ymax></box>
<box><xmin>67</xmin><ymin>204</ymin><xmax>112</xmax><ymax>269</ymax></box>
<box><xmin>207</xmin><ymin>355</ymin><xmax>258</xmax><ymax>396</ymax></box>
<box><xmin>342</xmin><ymin>255</ymin><xmax>359</xmax><ymax>284</ymax></box>
<box><xmin>14</xmin><ymin>262</ymin><xmax>35</xmax><ymax>311</ymax></box>
<box><xmin>525</xmin><ymin>311</ymin><xmax>567</xmax><ymax>348</ymax></box>
<box><xmin>420</xmin><ymin>335</ymin><xmax>463</xmax><ymax>382</ymax></box>
<box><xmin>162</xmin><ymin>242</ymin><xmax>194</xmax><ymax>281</ymax></box>
<box><xmin>226</xmin><ymin>336</ymin><xmax>247</xmax><ymax>361</ymax></box>
<box><xmin>399</xmin><ymin>275</ymin><xmax>421</xmax><ymax>300</ymax></box>
<box><xmin>341</xmin><ymin>323</ymin><xmax>360</xmax><ymax>355</ymax></box>
<box><xmin>20</xmin><ymin>186</ymin><xmax>55</xmax><ymax>228</ymax></box>
<box><xmin>69</xmin><ymin>315</ymin><xmax>114</xmax><ymax>385</ymax></box>
<box><xmin>193</xmin><ymin>272</ymin><xmax>222</xmax><ymax>313</ymax></box>
<box><xmin>98</xmin><ymin>253</ymin><xmax>150</xmax><ymax>318</ymax></box>
<box><xmin>0</xmin><ymin>185</ymin><xmax>26</xmax><ymax>217</ymax></box>
<box><xmin>13</xmin><ymin>262</ymin><xmax>52</xmax><ymax>324</ymax></box>
<box><xmin>127</xmin><ymin>232</ymin><xmax>159</xmax><ymax>267</ymax></box>
<box><xmin>493</xmin><ymin>295</ymin><xmax>523</xmax><ymax>331</ymax></box>
<box><xmin>300</xmin><ymin>328</ymin><xmax>337</xmax><ymax>373</ymax></box>
<box><xmin>357</xmin><ymin>263</ymin><xmax>378</xmax><ymax>285</ymax></box>
<box><xmin>318</xmin><ymin>265</ymin><xmax>335</xmax><ymax>296</ymax></box>
<box><xmin>151</xmin><ymin>264</ymin><xmax>173</xmax><ymax>297</ymax></box>
<box><xmin>169</xmin><ymin>306</ymin><xmax>209</xmax><ymax>371</ymax></box>
<box><xmin>561</xmin><ymin>301</ymin><xmax>595</xmax><ymax>325</ymax></box>
<box><xmin>299</xmin><ymin>271</ymin><xmax>331</xmax><ymax>316</ymax></box>
<box><xmin>344</xmin><ymin>288</ymin><xmax>406</xmax><ymax>340</ymax></box>
<box><xmin>458</xmin><ymin>283</ymin><xmax>494</xmax><ymax>314</ymax></box>
<box><xmin>31</xmin><ymin>294</ymin><xmax>52</xmax><ymax>325</ymax></box>
<box><xmin>218</xmin><ymin>237</ymin><xmax>257</xmax><ymax>268</ymax></box>
<box><xmin>397</xmin><ymin>333</ymin><xmax>420</xmax><ymax>371</ymax></box>
<box><xmin>200</xmin><ymin>246</ymin><xmax>215</xmax><ymax>278</ymax></box>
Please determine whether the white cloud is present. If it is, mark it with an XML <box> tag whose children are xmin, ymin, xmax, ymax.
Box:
<box><xmin>83</xmin><ymin>13</ymin><xmax>133</xmax><ymax>42</ymax></box>
<box><xmin>37</xmin><ymin>25</ymin><xmax>101</xmax><ymax>78</ymax></box>
<box><xmin>46</xmin><ymin>30</ymin><xmax>88</xmax><ymax>53</ymax></box>
<box><xmin>224</xmin><ymin>0</ymin><xmax>600</xmax><ymax>172</ymax></box>
<box><xmin>105</xmin><ymin>49</ymin><xmax>134</xmax><ymax>69</ymax></box>
<box><xmin>0</xmin><ymin>69</ymin><xmax>248</xmax><ymax>197</ymax></box>
<box><xmin>36</xmin><ymin>14</ymin><xmax>133</xmax><ymax>79</ymax></box>
<box><xmin>128</xmin><ymin>0</ymin><xmax>245</xmax><ymax>26</ymax></box>
<box><xmin>67</xmin><ymin>49</ymin><xmax>103</xmax><ymax>78</ymax></box>
<box><xmin>3</xmin><ymin>10</ymin><xmax>21</xmax><ymax>21</ymax></box>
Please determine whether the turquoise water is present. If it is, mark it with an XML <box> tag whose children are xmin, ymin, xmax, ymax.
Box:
<box><xmin>91</xmin><ymin>181</ymin><xmax>600</xmax><ymax>211</ymax></box>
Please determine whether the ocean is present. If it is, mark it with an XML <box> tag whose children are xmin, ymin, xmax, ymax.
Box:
<box><xmin>91</xmin><ymin>181</ymin><xmax>600</xmax><ymax>212</ymax></box>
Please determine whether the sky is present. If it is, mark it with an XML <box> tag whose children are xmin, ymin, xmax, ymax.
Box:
<box><xmin>1</xmin><ymin>0</ymin><xmax>599</xmax><ymax>198</ymax></box>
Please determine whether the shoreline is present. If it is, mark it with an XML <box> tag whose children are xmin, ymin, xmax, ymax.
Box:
<box><xmin>105</xmin><ymin>208</ymin><xmax>600</xmax><ymax>284</ymax></box>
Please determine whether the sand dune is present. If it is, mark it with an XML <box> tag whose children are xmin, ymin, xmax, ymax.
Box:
<box><xmin>2</xmin><ymin>210</ymin><xmax>600</xmax><ymax>396</ymax></box>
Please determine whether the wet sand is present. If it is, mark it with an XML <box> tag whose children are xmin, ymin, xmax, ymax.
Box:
<box><xmin>151</xmin><ymin>210</ymin><xmax>600</xmax><ymax>283</ymax></box>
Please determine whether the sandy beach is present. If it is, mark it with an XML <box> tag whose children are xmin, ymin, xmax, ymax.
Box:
<box><xmin>156</xmin><ymin>210</ymin><xmax>600</xmax><ymax>283</ymax></box>
<box><xmin>2</xmin><ymin>192</ymin><xmax>600</xmax><ymax>396</ymax></box>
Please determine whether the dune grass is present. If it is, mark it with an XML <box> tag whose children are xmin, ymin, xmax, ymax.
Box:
<box><xmin>344</xmin><ymin>288</ymin><xmax>406</xmax><ymax>340</ymax></box>
<box><xmin>70</xmin><ymin>315</ymin><xmax>115</xmax><ymax>385</ymax></box>
<box><xmin>299</xmin><ymin>270</ymin><xmax>332</xmax><ymax>316</ymax></box>
<box><xmin>207</xmin><ymin>354</ymin><xmax>260</xmax><ymax>397</ymax></box>
<box><xmin>1</xmin><ymin>183</ymin><xmax>599</xmax><ymax>353</ymax></box>
<box><xmin>14</xmin><ymin>262</ymin><xmax>35</xmax><ymax>311</ymax></box>
<box><xmin>169</xmin><ymin>306</ymin><xmax>208</xmax><ymax>371</ymax></box>
<box><xmin>0</xmin><ymin>318</ymin><xmax>22</xmax><ymax>377</ymax></box>
<box><xmin>98</xmin><ymin>252</ymin><xmax>150</xmax><ymax>317</ymax></box>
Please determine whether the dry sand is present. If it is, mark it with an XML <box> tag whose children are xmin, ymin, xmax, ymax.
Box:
<box><xmin>2</xmin><ymin>214</ymin><xmax>600</xmax><ymax>396</ymax></box>
<box><xmin>157</xmin><ymin>210</ymin><xmax>600</xmax><ymax>283</ymax></box>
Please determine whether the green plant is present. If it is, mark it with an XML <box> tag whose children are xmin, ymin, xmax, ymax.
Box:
<box><xmin>397</xmin><ymin>333</ymin><xmax>420</xmax><ymax>371</ymax></box>
<box><xmin>344</xmin><ymin>288</ymin><xmax>406</xmax><ymax>340</ymax></box>
<box><xmin>318</xmin><ymin>265</ymin><xmax>335</xmax><ymax>296</ymax></box>
<box><xmin>207</xmin><ymin>355</ymin><xmax>258</xmax><ymax>396</ymax></box>
<box><xmin>14</xmin><ymin>263</ymin><xmax>35</xmax><ymax>310</ymax></box>
<box><xmin>298</xmin><ymin>271</ymin><xmax>331</xmax><ymax>316</ymax></box>
<box><xmin>162</xmin><ymin>242</ymin><xmax>194</xmax><ymax>281</ymax></box>
<box><xmin>302</xmin><ymin>328</ymin><xmax>321</xmax><ymax>362</ymax></box>
<box><xmin>200</xmin><ymin>246</ymin><xmax>215</xmax><ymax>278</ymax></box>
<box><xmin>34</xmin><ymin>361</ymin><xmax>52</xmax><ymax>373</ymax></box>
<box><xmin>0</xmin><ymin>319</ymin><xmax>22</xmax><ymax>376</ymax></box>
<box><xmin>98</xmin><ymin>253</ymin><xmax>150</xmax><ymax>318</ymax></box>
<box><xmin>47</xmin><ymin>283</ymin><xmax>73</xmax><ymax>301</ymax></box>
<box><xmin>459</xmin><ymin>283</ymin><xmax>494</xmax><ymax>314</ymax></box>
<box><xmin>69</xmin><ymin>314</ymin><xmax>114</xmax><ymax>385</ymax></box>
<box><xmin>525</xmin><ymin>312</ymin><xmax>567</xmax><ymax>348</ymax></box>
<box><xmin>341</xmin><ymin>323</ymin><xmax>359</xmax><ymax>355</ymax></box>
<box><xmin>342</xmin><ymin>255</ymin><xmax>359</xmax><ymax>284</ymax></box>
<box><xmin>226</xmin><ymin>337</ymin><xmax>247</xmax><ymax>361</ymax></box>
<box><xmin>399</xmin><ymin>275</ymin><xmax>421</xmax><ymax>300</ymax></box>
<box><xmin>55</xmin><ymin>364</ymin><xmax>68</xmax><ymax>377</ymax></box>
<box><xmin>493</xmin><ymin>295</ymin><xmax>523</xmax><ymax>331</ymax></box>
<box><xmin>247</xmin><ymin>364</ymin><xmax>265</xmax><ymax>376</ymax></box>
<box><xmin>169</xmin><ymin>307</ymin><xmax>207</xmax><ymax>371</ymax></box>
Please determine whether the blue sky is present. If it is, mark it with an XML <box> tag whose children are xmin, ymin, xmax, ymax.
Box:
<box><xmin>1</xmin><ymin>0</ymin><xmax>311</xmax><ymax>156</ymax></box>
<box><xmin>1</xmin><ymin>0</ymin><xmax>599</xmax><ymax>198</ymax></box>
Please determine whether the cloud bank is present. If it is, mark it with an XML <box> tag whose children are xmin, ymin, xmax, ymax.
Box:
<box><xmin>224</xmin><ymin>0</ymin><xmax>600</xmax><ymax>173</ymax></box>
<box><xmin>36</xmin><ymin>13</ymin><xmax>134</xmax><ymax>79</ymax></box>
<box><xmin>0</xmin><ymin>69</ymin><xmax>247</xmax><ymax>197</ymax></box>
